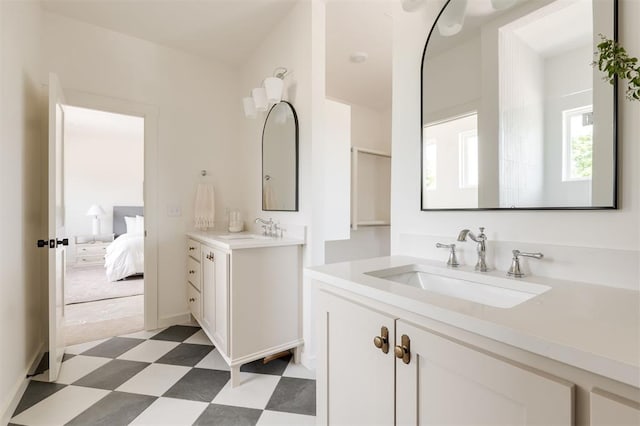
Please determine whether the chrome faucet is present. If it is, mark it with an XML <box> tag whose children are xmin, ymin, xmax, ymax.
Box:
<box><xmin>436</xmin><ymin>243</ymin><xmax>459</xmax><ymax>267</ymax></box>
<box><xmin>254</xmin><ymin>217</ymin><xmax>274</xmax><ymax>236</ymax></box>
<box><xmin>507</xmin><ymin>250</ymin><xmax>544</xmax><ymax>278</ymax></box>
<box><xmin>457</xmin><ymin>227</ymin><xmax>488</xmax><ymax>272</ymax></box>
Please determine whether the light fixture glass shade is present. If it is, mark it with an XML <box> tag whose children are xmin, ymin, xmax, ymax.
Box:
<box><xmin>491</xmin><ymin>0</ymin><xmax>517</xmax><ymax>10</ymax></box>
<box><xmin>401</xmin><ymin>0</ymin><xmax>426</xmax><ymax>12</ymax></box>
<box><xmin>243</xmin><ymin>97</ymin><xmax>257</xmax><ymax>118</ymax></box>
<box><xmin>252</xmin><ymin>87</ymin><xmax>269</xmax><ymax>112</ymax></box>
<box><xmin>263</xmin><ymin>77</ymin><xmax>284</xmax><ymax>104</ymax></box>
<box><xmin>437</xmin><ymin>0</ymin><xmax>468</xmax><ymax>37</ymax></box>
<box><xmin>86</xmin><ymin>204</ymin><xmax>105</xmax><ymax>216</ymax></box>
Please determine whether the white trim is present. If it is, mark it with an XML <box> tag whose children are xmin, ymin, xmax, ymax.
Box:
<box><xmin>62</xmin><ymin>89</ymin><xmax>160</xmax><ymax>330</ymax></box>
<box><xmin>1</xmin><ymin>342</ymin><xmax>44</xmax><ymax>425</ymax></box>
<box><xmin>301</xmin><ymin>353</ymin><xmax>317</xmax><ymax>371</ymax></box>
<box><xmin>158</xmin><ymin>313</ymin><xmax>192</xmax><ymax>329</ymax></box>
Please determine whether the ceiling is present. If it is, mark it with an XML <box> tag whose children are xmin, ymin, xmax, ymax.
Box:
<box><xmin>41</xmin><ymin>0</ymin><xmax>298</xmax><ymax>67</ymax></box>
<box><xmin>42</xmin><ymin>0</ymin><xmax>394</xmax><ymax>111</ymax></box>
<box><xmin>325</xmin><ymin>0</ymin><xmax>393</xmax><ymax>110</ymax></box>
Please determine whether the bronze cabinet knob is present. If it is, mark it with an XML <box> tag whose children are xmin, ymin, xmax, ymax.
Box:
<box><xmin>373</xmin><ymin>326</ymin><xmax>390</xmax><ymax>354</ymax></box>
<box><xmin>394</xmin><ymin>345</ymin><xmax>406</xmax><ymax>359</ymax></box>
<box><xmin>395</xmin><ymin>334</ymin><xmax>411</xmax><ymax>364</ymax></box>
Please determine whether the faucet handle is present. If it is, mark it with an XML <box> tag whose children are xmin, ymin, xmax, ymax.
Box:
<box><xmin>508</xmin><ymin>249</ymin><xmax>544</xmax><ymax>278</ymax></box>
<box><xmin>436</xmin><ymin>243</ymin><xmax>459</xmax><ymax>267</ymax></box>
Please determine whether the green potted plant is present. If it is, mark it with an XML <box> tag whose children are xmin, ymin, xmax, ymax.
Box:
<box><xmin>594</xmin><ymin>34</ymin><xmax>640</xmax><ymax>101</ymax></box>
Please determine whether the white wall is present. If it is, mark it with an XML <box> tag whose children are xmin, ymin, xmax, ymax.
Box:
<box><xmin>324</xmin><ymin>101</ymin><xmax>392</xmax><ymax>263</ymax></box>
<box><xmin>64</xmin><ymin>107</ymin><xmax>144</xmax><ymax>239</ymax></box>
<box><xmin>391</xmin><ymin>0</ymin><xmax>639</xmax><ymax>290</ymax></box>
<box><xmin>43</xmin><ymin>12</ymin><xmax>244</xmax><ymax>325</ymax></box>
<box><xmin>0</xmin><ymin>1</ymin><xmax>45</xmax><ymax>422</ymax></box>
<box><xmin>239</xmin><ymin>1</ymin><xmax>325</xmax><ymax>367</ymax></box>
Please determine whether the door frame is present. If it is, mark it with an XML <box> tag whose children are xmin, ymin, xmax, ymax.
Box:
<box><xmin>63</xmin><ymin>89</ymin><xmax>159</xmax><ymax>330</ymax></box>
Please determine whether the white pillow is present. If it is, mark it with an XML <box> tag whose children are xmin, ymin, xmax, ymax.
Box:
<box><xmin>135</xmin><ymin>215</ymin><xmax>145</xmax><ymax>234</ymax></box>
<box><xmin>124</xmin><ymin>216</ymin><xmax>137</xmax><ymax>234</ymax></box>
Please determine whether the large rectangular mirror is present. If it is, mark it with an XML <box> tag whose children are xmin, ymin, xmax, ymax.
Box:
<box><xmin>421</xmin><ymin>0</ymin><xmax>617</xmax><ymax>210</ymax></box>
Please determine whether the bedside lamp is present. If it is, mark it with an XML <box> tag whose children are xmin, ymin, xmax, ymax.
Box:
<box><xmin>86</xmin><ymin>204</ymin><xmax>105</xmax><ymax>236</ymax></box>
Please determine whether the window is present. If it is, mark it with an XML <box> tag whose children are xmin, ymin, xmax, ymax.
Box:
<box><xmin>562</xmin><ymin>106</ymin><xmax>593</xmax><ymax>181</ymax></box>
<box><xmin>459</xmin><ymin>129</ymin><xmax>478</xmax><ymax>188</ymax></box>
<box><xmin>424</xmin><ymin>141</ymin><xmax>437</xmax><ymax>190</ymax></box>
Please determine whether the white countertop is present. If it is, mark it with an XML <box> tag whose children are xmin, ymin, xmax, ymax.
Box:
<box><xmin>187</xmin><ymin>231</ymin><xmax>304</xmax><ymax>251</ymax></box>
<box><xmin>306</xmin><ymin>256</ymin><xmax>640</xmax><ymax>388</ymax></box>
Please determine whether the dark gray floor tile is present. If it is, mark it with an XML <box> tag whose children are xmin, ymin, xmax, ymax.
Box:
<box><xmin>265</xmin><ymin>377</ymin><xmax>316</xmax><ymax>416</ymax></box>
<box><xmin>240</xmin><ymin>354</ymin><xmax>291</xmax><ymax>376</ymax></box>
<box><xmin>81</xmin><ymin>337</ymin><xmax>145</xmax><ymax>358</ymax></box>
<box><xmin>155</xmin><ymin>343</ymin><xmax>212</xmax><ymax>367</ymax></box>
<box><xmin>149</xmin><ymin>325</ymin><xmax>200</xmax><ymax>342</ymax></box>
<box><xmin>66</xmin><ymin>391</ymin><xmax>156</xmax><ymax>426</ymax></box>
<box><xmin>193</xmin><ymin>404</ymin><xmax>262</xmax><ymax>426</ymax></box>
<box><xmin>12</xmin><ymin>381</ymin><xmax>67</xmax><ymax>417</ymax></box>
<box><xmin>72</xmin><ymin>359</ymin><xmax>149</xmax><ymax>390</ymax></box>
<box><xmin>163</xmin><ymin>368</ymin><xmax>229</xmax><ymax>402</ymax></box>
<box><xmin>33</xmin><ymin>353</ymin><xmax>49</xmax><ymax>375</ymax></box>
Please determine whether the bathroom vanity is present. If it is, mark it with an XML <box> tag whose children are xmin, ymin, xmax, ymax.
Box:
<box><xmin>186</xmin><ymin>231</ymin><xmax>304</xmax><ymax>386</ymax></box>
<box><xmin>307</xmin><ymin>256</ymin><xmax>640</xmax><ymax>425</ymax></box>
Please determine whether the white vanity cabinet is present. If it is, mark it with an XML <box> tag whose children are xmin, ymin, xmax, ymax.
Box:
<box><xmin>186</xmin><ymin>233</ymin><xmax>304</xmax><ymax>387</ymax></box>
<box><xmin>316</xmin><ymin>289</ymin><xmax>572</xmax><ymax>425</ymax></box>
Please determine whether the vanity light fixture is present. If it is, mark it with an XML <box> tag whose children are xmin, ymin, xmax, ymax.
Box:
<box><xmin>243</xmin><ymin>67</ymin><xmax>289</xmax><ymax>119</ymax></box>
<box><xmin>437</xmin><ymin>0</ymin><xmax>468</xmax><ymax>37</ymax></box>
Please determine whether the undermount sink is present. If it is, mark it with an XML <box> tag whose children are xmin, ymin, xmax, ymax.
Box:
<box><xmin>365</xmin><ymin>264</ymin><xmax>550</xmax><ymax>308</ymax></box>
<box><xmin>216</xmin><ymin>233</ymin><xmax>269</xmax><ymax>240</ymax></box>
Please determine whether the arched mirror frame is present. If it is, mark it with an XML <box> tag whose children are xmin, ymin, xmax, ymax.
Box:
<box><xmin>419</xmin><ymin>0</ymin><xmax>619</xmax><ymax>211</ymax></box>
<box><xmin>262</xmin><ymin>100</ymin><xmax>299</xmax><ymax>212</ymax></box>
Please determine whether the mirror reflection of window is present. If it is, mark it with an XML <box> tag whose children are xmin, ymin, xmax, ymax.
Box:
<box><xmin>423</xmin><ymin>113</ymin><xmax>478</xmax><ymax>209</ymax></box>
<box><xmin>562</xmin><ymin>105</ymin><xmax>593</xmax><ymax>181</ymax></box>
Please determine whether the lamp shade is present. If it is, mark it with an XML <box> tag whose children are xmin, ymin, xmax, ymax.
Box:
<box><xmin>437</xmin><ymin>0</ymin><xmax>468</xmax><ymax>37</ymax></box>
<box><xmin>86</xmin><ymin>204</ymin><xmax>105</xmax><ymax>217</ymax></box>
<box><xmin>243</xmin><ymin>97</ymin><xmax>257</xmax><ymax>118</ymax></box>
<box><xmin>252</xmin><ymin>87</ymin><xmax>269</xmax><ymax>112</ymax></box>
<box><xmin>263</xmin><ymin>77</ymin><xmax>284</xmax><ymax>103</ymax></box>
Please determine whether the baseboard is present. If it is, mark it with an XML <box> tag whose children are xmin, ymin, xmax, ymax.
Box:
<box><xmin>301</xmin><ymin>352</ymin><xmax>316</xmax><ymax>370</ymax></box>
<box><xmin>156</xmin><ymin>312</ymin><xmax>191</xmax><ymax>329</ymax></box>
<box><xmin>1</xmin><ymin>342</ymin><xmax>44</xmax><ymax>426</ymax></box>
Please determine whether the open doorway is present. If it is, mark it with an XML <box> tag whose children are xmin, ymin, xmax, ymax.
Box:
<box><xmin>63</xmin><ymin>105</ymin><xmax>145</xmax><ymax>345</ymax></box>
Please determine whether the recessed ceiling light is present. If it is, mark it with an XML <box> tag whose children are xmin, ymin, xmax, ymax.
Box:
<box><xmin>349</xmin><ymin>52</ymin><xmax>369</xmax><ymax>64</ymax></box>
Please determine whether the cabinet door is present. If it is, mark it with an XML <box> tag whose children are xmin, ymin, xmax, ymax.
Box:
<box><xmin>212</xmin><ymin>247</ymin><xmax>228</xmax><ymax>355</ymax></box>
<box><xmin>591</xmin><ymin>389</ymin><xmax>640</xmax><ymax>426</ymax></box>
<box><xmin>395</xmin><ymin>320</ymin><xmax>573</xmax><ymax>425</ymax></box>
<box><xmin>317</xmin><ymin>290</ymin><xmax>396</xmax><ymax>425</ymax></box>
<box><xmin>201</xmin><ymin>248</ymin><xmax>215</xmax><ymax>335</ymax></box>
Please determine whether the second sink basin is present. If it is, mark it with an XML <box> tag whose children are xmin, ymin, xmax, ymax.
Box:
<box><xmin>365</xmin><ymin>264</ymin><xmax>550</xmax><ymax>308</ymax></box>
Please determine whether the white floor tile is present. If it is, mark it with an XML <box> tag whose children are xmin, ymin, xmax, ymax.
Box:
<box><xmin>32</xmin><ymin>355</ymin><xmax>111</xmax><ymax>384</ymax></box>
<box><xmin>183</xmin><ymin>329</ymin><xmax>212</xmax><ymax>345</ymax></box>
<box><xmin>11</xmin><ymin>385</ymin><xmax>109</xmax><ymax>426</ymax></box>
<box><xmin>65</xmin><ymin>338</ymin><xmax>108</xmax><ymax>354</ymax></box>
<box><xmin>118</xmin><ymin>340</ymin><xmax>179</xmax><ymax>362</ymax></box>
<box><xmin>116</xmin><ymin>364</ymin><xmax>191</xmax><ymax>396</ymax></box>
<box><xmin>212</xmin><ymin>372</ymin><xmax>280</xmax><ymax>409</ymax></box>
<box><xmin>282</xmin><ymin>360</ymin><xmax>316</xmax><ymax>380</ymax></box>
<box><xmin>121</xmin><ymin>328</ymin><xmax>166</xmax><ymax>340</ymax></box>
<box><xmin>130</xmin><ymin>397</ymin><xmax>209</xmax><ymax>425</ymax></box>
<box><xmin>257</xmin><ymin>410</ymin><xmax>316</xmax><ymax>426</ymax></box>
<box><xmin>195</xmin><ymin>349</ymin><xmax>230</xmax><ymax>371</ymax></box>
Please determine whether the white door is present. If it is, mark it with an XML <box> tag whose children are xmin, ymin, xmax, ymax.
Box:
<box><xmin>201</xmin><ymin>246</ymin><xmax>215</xmax><ymax>336</ymax></box>
<box><xmin>395</xmin><ymin>320</ymin><xmax>574</xmax><ymax>425</ymax></box>
<box><xmin>47</xmin><ymin>73</ymin><xmax>68</xmax><ymax>381</ymax></box>
<box><xmin>212</xmin><ymin>248</ymin><xmax>228</xmax><ymax>354</ymax></box>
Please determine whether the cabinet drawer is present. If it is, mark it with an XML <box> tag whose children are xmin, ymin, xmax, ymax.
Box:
<box><xmin>77</xmin><ymin>244</ymin><xmax>108</xmax><ymax>256</ymax></box>
<box><xmin>187</xmin><ymin>239</ymin><xmax>201</xmax><ymax>260</ymax></box>
<box><xmin>77</xmin><ymin>255</ymin><xmax>105</xmax><ymax>265</ymax></box>
<box><xmin>187</xmin><ymin>257</ymin><xmax>201</xmax><ymax>290</ymax></box>
<box><xmin>188</xmin><ymin>283</ymin><xmax>201</xmax><ymax>322</ymax></box>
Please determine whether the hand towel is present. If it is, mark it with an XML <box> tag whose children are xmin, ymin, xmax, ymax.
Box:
<box><xmin>195</xmin><ymin>183</ymin><xmax>215</xmax><ymax>230</ymax></box>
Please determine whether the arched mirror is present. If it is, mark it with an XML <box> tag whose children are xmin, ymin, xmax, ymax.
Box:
<box><xmin>421</xmin><ymin>0</ymin><xmax>617</xmax><ymax>210</ymax></box>
<box><xmin>262</xmin><ymin>101</ymin><xmax>299</xmax><ymax>211</ymax></box>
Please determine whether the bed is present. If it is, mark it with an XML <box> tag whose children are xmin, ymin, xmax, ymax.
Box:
<box><xmin>105</xmin><ymin>206</ymin><xmax>144</xmax><ymax>282</ymax></box>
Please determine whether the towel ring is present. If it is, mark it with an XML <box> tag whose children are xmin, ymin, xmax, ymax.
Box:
<box><xmin>201</xmin><ymin>170</ymin><xmax>207</xmax><ymax>177</ymax></box>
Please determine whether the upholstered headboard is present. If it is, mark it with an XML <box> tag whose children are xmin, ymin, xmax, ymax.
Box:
<box><xmin>113</xmin><ymin>206</ymin><xmax>144</xmax><ymax>237</ymax></box>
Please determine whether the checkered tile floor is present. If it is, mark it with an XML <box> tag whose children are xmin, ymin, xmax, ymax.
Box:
<box><xmin>10</xmin><ymin>325</ymin><xmax>316</xmax><ymax>426</ymax></box>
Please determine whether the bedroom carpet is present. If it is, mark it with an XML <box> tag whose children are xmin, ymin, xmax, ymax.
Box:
<box><xmin>65</xmin><ymin>265</ymin><xmax>144</xmax><ymax>304</ymax></box>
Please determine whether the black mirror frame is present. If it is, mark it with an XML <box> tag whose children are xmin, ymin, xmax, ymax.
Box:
<box><xmin>419</xmin><ymin>0</ymin><xmax>619</xmax><ymax>211</ymax></box>
<box><xmin>262</xmin><ymin>100</ymin><xmax>299</xmax><ymax>212</ymax></box>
